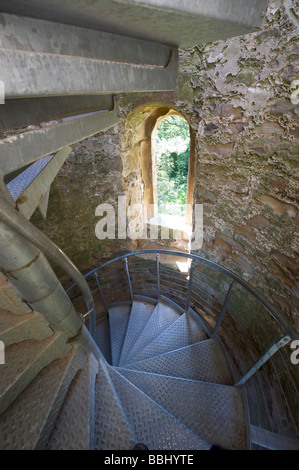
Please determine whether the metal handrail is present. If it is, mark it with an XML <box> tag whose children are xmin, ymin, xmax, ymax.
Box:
<box><xmin>66</xmin><ymin>249</ymin><xmax>298</xmax><ymax>341</ymax></box>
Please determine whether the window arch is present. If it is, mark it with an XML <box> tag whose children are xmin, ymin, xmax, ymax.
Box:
<box><xmin>123</xmin><ymin>102</ymin><xmax>196</xmax><ymax>242</ymax></box>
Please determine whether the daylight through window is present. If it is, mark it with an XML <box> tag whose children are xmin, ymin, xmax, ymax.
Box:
<box><xmin>155</xmin><ymin>115</ymin><xmax>190</xmax><ymax>218</ymax></box>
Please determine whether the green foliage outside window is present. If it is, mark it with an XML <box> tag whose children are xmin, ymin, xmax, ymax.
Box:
<box><xmin>155</xmin><ymin>116</ymin><xmax>190</xmax><ymax>215</ymax></box>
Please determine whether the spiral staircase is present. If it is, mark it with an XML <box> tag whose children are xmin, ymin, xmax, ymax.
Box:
<box><xmin>1</xmin><ymin>0</ymin><xmax>298</xmax><ymax>453</ymax></box>
<box><xmin>0</xmin><ymin>250</ymin><xmax>298</xmax><ymax>451</ymax></box>
<box><xmin>0</xmin><ymin>295</ymin><xmax>245</xmax><ymax>450</ymax></box>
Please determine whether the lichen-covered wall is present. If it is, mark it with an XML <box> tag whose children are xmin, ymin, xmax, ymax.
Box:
<box><xmin>32</xmin><ymin>0</ymin><xmax>299</xmax><ymax>328</ymax></box>
<box><xmin>177</xmin><ymin>0</ymin><xmax>299</xmax><ymax>328</ymax></box>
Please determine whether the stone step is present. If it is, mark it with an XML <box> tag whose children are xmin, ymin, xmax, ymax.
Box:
<box><xmin>0</xmin><ymin>274</ymin><xmax>32</xmax><ymax>316</ymax></box>
<box><xmin>0</xmin><ymin>309</ymin><xmax>53</xmax><ymax>347</ymax></box>
<box><xmin>0</xmin><ymin>332</ymin><xmax>71</xmax><ymax>415</ymax></box>
<box><xmin>0</xmin><ymin>345</ymin><xmax>87</xmax><ymax>450</ymax></box>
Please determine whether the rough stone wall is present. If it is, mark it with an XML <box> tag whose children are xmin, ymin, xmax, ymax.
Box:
<box><xmin>32</xmin><ymin>0</ymin><xmax>298</xmax><ymax>329</ymax></box>
<box><xmin>31</xmin><ymin>124</ymin><xmax>132</xmax><ymax>275</ymax></box>
<box><xmin>177</xmin><ymin>0</ymin><xmax>299</xmax><ymax>328</ymax></box>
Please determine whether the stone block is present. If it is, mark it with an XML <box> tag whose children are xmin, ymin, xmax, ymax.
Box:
<box><xmin>254</xmin><ymin>121</ymin><xmax>284</xmax><ymax>136</ymax></box>
<box><xmin>216</xmin><ymin>104</ymin><xmax>244</xmax><ymax>120</ymax></box>
<box><xmin>259</xmin><ymin>195</ymin><xmax>297</xmax><ymax>217</ymax></box>
<box><xmin>0</xmin><ymin>280</ymin><xmax>32</xmax><ymax>315</ymax></box>
<box><xmin>205</xmin><ymin>143</ymin><xmax>235</xmax><ymax>158</ymax></box>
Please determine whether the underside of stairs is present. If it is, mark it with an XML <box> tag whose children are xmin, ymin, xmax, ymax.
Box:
<box><xmin>0</xmin><ymin>296</ymin><xmax>248</xmax><ymax>450</ymax></box>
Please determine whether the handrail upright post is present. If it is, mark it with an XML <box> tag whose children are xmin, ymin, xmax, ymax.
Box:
<box><xmin>84</xmin><ymin>301</ymin><xmax>96</xmax><ymax>339</ymax></box>
<box><xmin>185</xmin><ymin>259</ymin><xmax>194</xmax><ymax>313</ymax></box>
<box><xmin>212</xmin><ymin>280</ymin><xmax>236</xmax><ymax>337</ymax></box>
<box><xmin>125</xmin><ymin>257</ymin><xmax>134</xmax><ymax>304</ymax></box>
<box><xmin>235</xmin><ymin>334</ymin><xmax>291</xmax><ymax>386</ymax></box>
<box><xmin>156</xmin><ymin>253</ymin><xmax>160</xmax><ymax>301</ymax></box>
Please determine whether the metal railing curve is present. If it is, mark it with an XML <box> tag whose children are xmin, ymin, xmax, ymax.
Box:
<box><xmin>0</xmin><ymin>196</ymin><xmax>96</xmax><ymax>337</ymax></box>
<box><xmin>66</xmin><ymin>248</ymin><xmax>299</xmax><ymax>449</ymax></box>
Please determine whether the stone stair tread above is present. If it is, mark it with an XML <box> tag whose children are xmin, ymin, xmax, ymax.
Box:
<box><xmin>108</xmin><ymin>305</ymin><xmax>131</xmax><ymax>366</ymax></box>
<box><xmin>0</xmin><ymin>333</ymin><xmax>71</xmax><ymax>416</ymax></box>
<box><xmin>125</xmin><ymin>338</ymin><xmax>234</xmax><ymax>385</ymax></box>
<box><xmin>0</xmin><ymin>309</ymin><xmax>53</xmax><ymax>347</ymax></box>
<box><xmin>0</xmin><ymin>276</ymin><xmax>33</xmax><ymax>316</ymax></box>
<box><xmin>108</xmin><ymin>366</ymin><xmax>210</xmax><ymax>451</ymax></box>
<box><xmin>45</xmin><ymin>353</ymin><xmax>99</xmax><ymax>450</ymax></box>
<box><xmin>118</xmin><ymin>300</ymin><xmax>156</xmax><ymax>366</ymax></box>
<box><xmin>0</xmin><ymin>345</ymin><xmax>87</xmax><ymax>450</ymax></box>
<box><xmin>117</xmin><ymin>368</ymin><xmax>246</xmax><ymax>450</ymax></box>
<box><xmin>94</xmin><ymin>359</ymin><xmax>136</xmax><ymax>450</ymax></box>
<box><xmin>125</xmin><ymin>300</ymin><xmax>181</xmax><ymax>364</ymax></box>
<box><xmin>125</xmin><ymin>311</ymin><xmax>208</xmax><ymax>365</ymax></box>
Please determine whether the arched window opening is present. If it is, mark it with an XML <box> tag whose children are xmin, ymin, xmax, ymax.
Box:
<box><xmin>123</xmin><ymin>102</ymin><xmax>195</xmax><ymax>254</ymax></box>
<box><xmin>154</xmin><ymin>114</ymin><xmax>191</xmax><ymax>223</ymax></box>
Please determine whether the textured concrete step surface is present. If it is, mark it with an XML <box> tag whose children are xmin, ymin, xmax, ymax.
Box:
<box><xmin>0</xmin><ymin>277</ymin><xmax>33</xmax><ymax>315</ymax></box>
<box><xmin>0</xmin><ymin>345</ymin><xmax>87</xmax><ymax>450</ymax></box>
<box><xmin>125</xmin><ymin>300</ymin><xmax>181</xmax><ymax>364</ymax></box>
<box><xmin>125</xmin><ymin>311</ymin><xmax>208</xmax><ymax>365</ymax></box>
<box><xmin>0</xmin><ymin>309</ymin><xmax>53</xmax><ymax>347</ymax></box>
<box><xmin>125</xmin><ymin>339</ymin><xmax>234</xmax><ymax>385</ymax></box>
<box><xmin>0</xmin><ymin>332</ymin><xmax>71</xmax><ymax>415</ymax></box>
<box><xmin>118</xmin><ymin>300</ymin><xmax>156</xmax><ymax>366</ymax></box>
<box><xmin>108</xmin><ymin>366</ymin><xmax>210</xmax><ymax>450</ymax></box>
<box><xmin>108</xmin><ymin>305</ymin><xmax>131</xmax><ymax>366</ymax></box>
<box><xmin>117</xmin><ymin>368</ymin><xmax>246</xmax><ymax>450</ymax></box>
<box><xmin>94</xmin><ymin>359</ymin><xmax>136</xmax><ymax>450</ymax></box>
<box><xmin>45</xmin><ymin>353</ymin><xmax>99</xmax><ymax>450</ymax></box>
